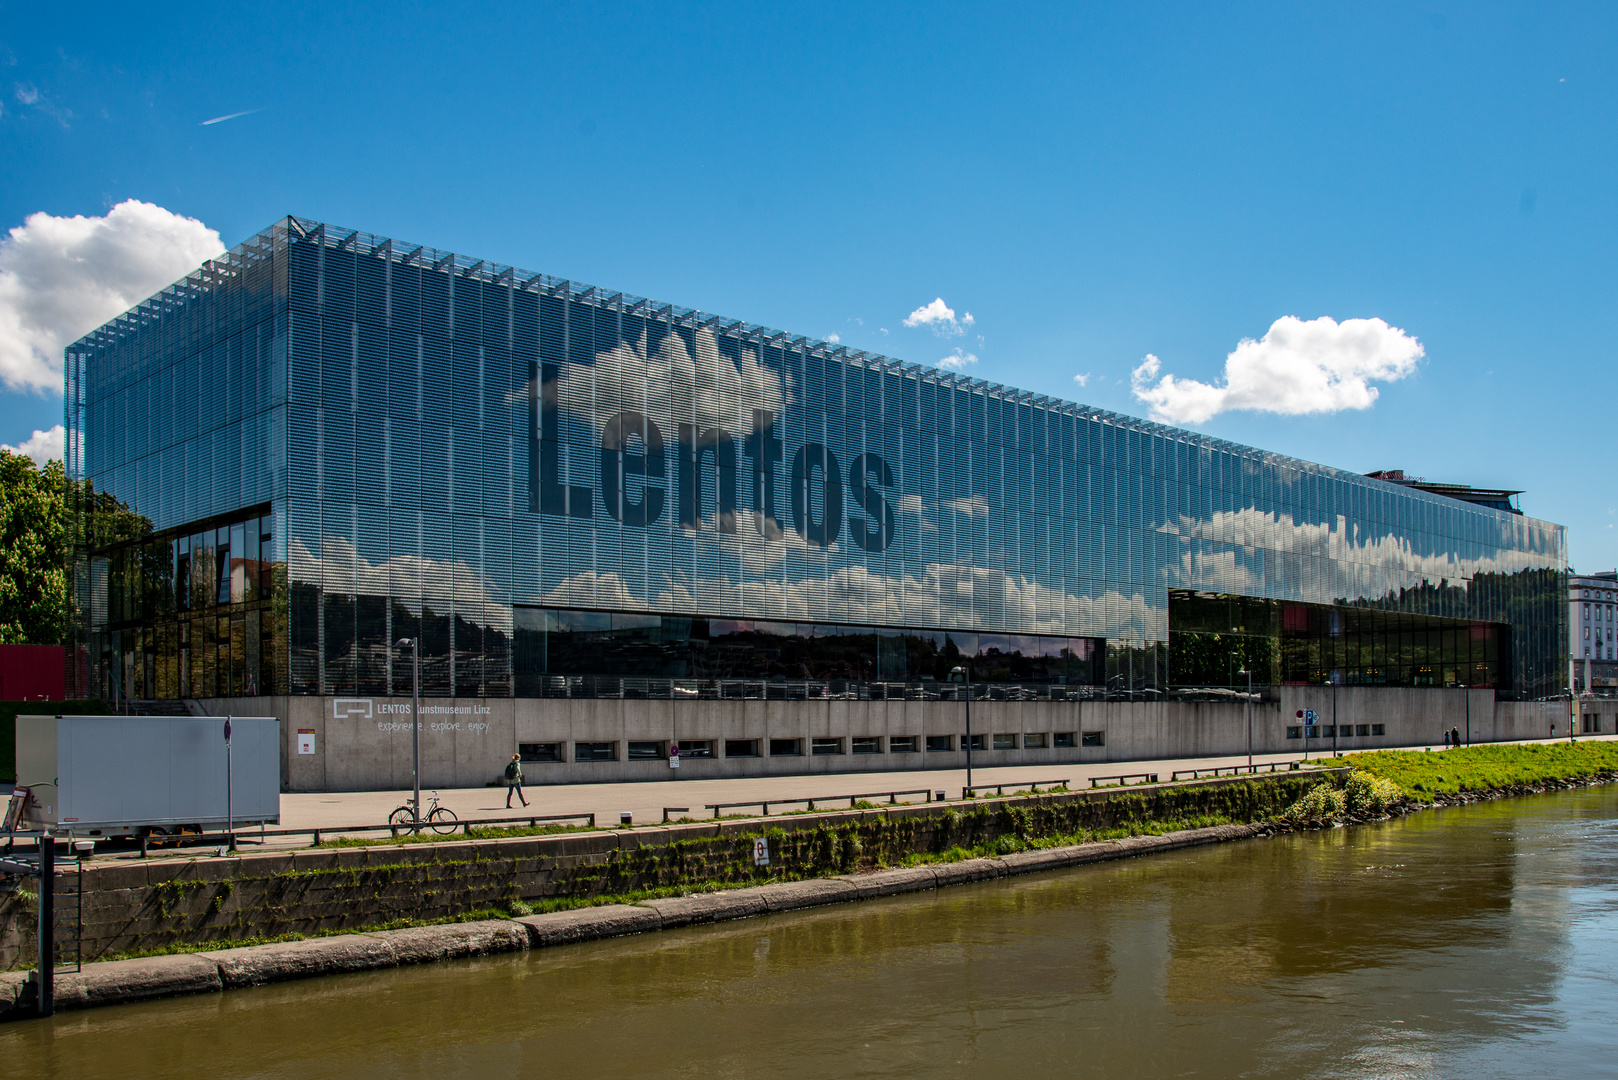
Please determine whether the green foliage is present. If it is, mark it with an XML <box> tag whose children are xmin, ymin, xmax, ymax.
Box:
<box><xmin>0</xmin><ymin>450</ymin><xmax>68</xmax><ymax>646</ymax></box>
<box><xmin>1280</xmin><ymin>783</ymin><xmax>1348</xmax><ymax>825</ymax></box>
<box><xmin>1333</xmin><ymin>743</ymin><xmax>1618</xmax><ymax>798</ymax></box>
<box><xmin>1342</xmin><ymin>770</ymin><xmax>1404</xmax><ymax>816</ymax></box>
<box><xmin>1279</xmin><ymin>770</ymin><xmax>1406</xmax><ymax>825</ymax></box>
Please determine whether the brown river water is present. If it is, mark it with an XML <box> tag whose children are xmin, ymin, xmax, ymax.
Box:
<box><xmin>5</xmin><ymin>787</ymin><xmax>1617</xmax><ymax>1079</ymax></box>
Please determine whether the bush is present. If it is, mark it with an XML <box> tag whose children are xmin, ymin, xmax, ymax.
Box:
<box><xmin>1280</xmin><ymin>783</ymin><xmax>1346</xmax><ymax>825</ymax></box>
<box><xmin>1343</xmin><ymin>770</ymin><xmax>1404</xmax><ymax>816</ymax></box>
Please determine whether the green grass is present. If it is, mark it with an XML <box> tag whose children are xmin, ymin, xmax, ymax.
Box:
<box><xmin>893</xmin><ymin>813</ymin><xmax>1238</xmax><ymax>866</ymax></box>
<box><xmin>311</xmin><ymin>820</ymin><xmax>604</xmax><ymax>847</ymax></box>
<box><xmin>1323</xmin><ymin>742</ymin><xmax>1618</xmax><ymax>799</ymax></box>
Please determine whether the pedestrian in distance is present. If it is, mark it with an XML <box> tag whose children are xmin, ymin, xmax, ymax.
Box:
<box><xmin>504</xmin><ymin>753</ymin><xmax>528</xmax><ymax>808</ymax></box>
<box><xmin>1442</xmin><ymin>729</ymin><xmax>1450</xmax><ymax>748</ymax></box>
<box><xmin>1451</xmin><ymin>726</ymin><xmax>1461</xmax><ymax>749</ymax></box>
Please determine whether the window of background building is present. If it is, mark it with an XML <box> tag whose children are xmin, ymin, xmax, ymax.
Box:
<box><xmin>678</xmin><ymin>740</ymin><xmax>714</xmax><ymax>758</ymax></box>
<box><xmin>926</xmin><ymin>735</ymin><xmax>954</xmax><ymax>752</ymax></box>
<box><xmin>628</xmin><ymin>741</ymin><xmax>665</xmax><ymax>760</ymax></box>
<box><xmin>811</xmin><ymin>737</ymin><xmax>844</xmax><ymax>755</ymax></box>
<box><xmin>519</xmin><ymin>743</ymin><xmax>562</xmax><ymax>763</ymax></box>
<box><xmin>966</xmin><ymin>733</ymin><xmax>987</xmax><ymax>752</ymax></box>
<box><xmin>1024</xmin><ymin>733</ymin><xmax>1048</xmax><ymax>749</ymax></box>
<box><xmin>852</xmin><ymin>737</ymin><xmax>882</xmax><ymax>754</ymax></box>
<box><xmin>770</xmin><ymin>738</ymin><xmax>803</xmax><ymax>756</ymax></box>
<box><xmin>1054</xmin><ymin>732</ymin><xmax>1076</xmax><ymax>748</ymax></box>
<box><xmin>574</xmin><ymin>742</ymin><xmax>617</xmax><ymax>762</ymax></box>
<box><xmin>993</xmin><ymin>733</ymin><xmax>1017</xmax><ymax>750</ymax></box>
<box><xmin>724</xmin><ymin>739</ymin><xmax>759</xmax><ymax>758</ymax></box>
<box><xmin>890</xmin><ymin>735</ymin><xmax>919</xmax><ymax>753</ymax></box>
<box><xmin>1082</xmin><ymin>731</ymin><xmax>1105</xmax><ymax>747</ymax></box>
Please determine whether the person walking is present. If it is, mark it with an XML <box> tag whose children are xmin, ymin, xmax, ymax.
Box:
<box><xmin>504</xmin><ymin>753</ymin><xmax>528</xmax><ymax>808</ymax></box>
<box><xmin>1450</xmin><ymin>726</ymin><xmax>1461</xmax><ymax>749</ymax></box>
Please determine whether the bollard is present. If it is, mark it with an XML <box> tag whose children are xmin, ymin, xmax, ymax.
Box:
<box><xmin>620</xmin><ymin>812</ymin><xmax>633</xmax><ymax>826</ymax></box>
<box><xmin>312</xmin><ymin>829</ymin><xmax>322</xmax><ymax>846</ymax></box>
<box><xmin>934</xmin><ymin>790</ymin><xmax>946</xmax><ymax>802</ymax></box>
<box><xmin>37</xmin><ymin>832</ymin><xmax>53</xmax><ymax>1017</ymax></box>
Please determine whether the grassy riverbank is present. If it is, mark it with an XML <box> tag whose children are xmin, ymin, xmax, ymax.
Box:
<box><xmin>1321</xmin><ymin>741</ymin><xmax>1618</xmax><ymax>800</ymax></box>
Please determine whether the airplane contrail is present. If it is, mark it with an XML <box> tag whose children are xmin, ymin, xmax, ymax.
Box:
<box><xmin>200</xmin><ymin>109</ymin><xmax>259</xmax><ymax>126</ymax></box>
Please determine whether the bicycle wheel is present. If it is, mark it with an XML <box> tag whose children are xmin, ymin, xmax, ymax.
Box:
<box><xmin>389</xmin><ymin>806</ymin><xmax>419</xmax><ymax>831</ymax></box>
<box><xmin>428</xmin><ymin>806</ymin><xmax>459</xmax><ymax>835</ymax></box>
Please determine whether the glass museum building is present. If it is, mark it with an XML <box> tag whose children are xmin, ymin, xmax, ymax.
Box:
<box><xmin>64</xmin><ymin>218</ymin><xmax>1572</xmax><ymax>790</ymax></box>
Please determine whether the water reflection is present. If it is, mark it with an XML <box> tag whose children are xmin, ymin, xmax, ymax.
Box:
<box><xmin>5</xmin><ymin>790</ymin><xmax>1616</xmax><ymax>1079</ymax></box>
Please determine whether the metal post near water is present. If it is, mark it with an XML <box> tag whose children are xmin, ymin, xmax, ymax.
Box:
<box><xmin>1239</xmin><ymin>668</ymin><xmax>1253</xmax><ymax>768</ymax></box>
<box><xmin>950</xmin><ymin>665</ymin><xmax>973</xmax><ymax>794</ymax></box>
<box><xmin>397</xmin><ymin>638</ymin><xmax>421</xmax><ymax>827</ymax></box>
<box><xmin>224</xmin><ymin>715</ymin><xmax>235</xmax><ymax>850</ymax></box>
<box><xmin>37</xmin><ymin>831</ymin><xmax>53</xmax><ymax>1017</ymax></box>
<box><xmin>1328</xmin><ymin>677</ymin><xmax>1338</xmax><ymax>757</ymax></box>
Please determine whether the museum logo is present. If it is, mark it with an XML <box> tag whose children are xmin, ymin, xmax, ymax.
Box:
<box><xmin>530</xmin><ymin>361</ymin><xmax>897</xmax><ymax>551</ymax></box>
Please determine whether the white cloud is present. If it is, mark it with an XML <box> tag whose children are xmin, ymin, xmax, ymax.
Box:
<box><xmin>938</xmin><ymin>348</ymin><xmax>977</xmax><ymax>370</ymax></box>
<box><xmin>1130</xmin><ymin>316</ymin><xmax>1424</xmax><ymax>426</ymax></box>
<box><xmin>1</xmin><ymin>423</ymin><xmax>63</xmax><ymax>465</ymax></box>
<box><xmin>827</xmin><ymin>332</ymin><xmax>840</xmax><ymax>343</ymax></box>
<box><xmin>14</xmin><ymin>83</ymin><xmax>39</xmax><ymax>105</ymax></box>
<box><xmin>904</xmin><ymin>297</ymin><xmax>972</xmax><ymax>338</ymax></box>
<box><xmin>0</xmin><ymin>200</ymin><xmax>225</xmax><ymax>393</ymax></box>
<box><xmin>1073</xmin><ymin>372</ymin><xmax>1090</xmax><ymax>388</ymax></box>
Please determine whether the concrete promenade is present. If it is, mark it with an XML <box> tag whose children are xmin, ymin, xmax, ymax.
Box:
<box><xmin>277</xmin><ymin>733</ymin><xmax>1618</xmax><ymax>835</ymax></box>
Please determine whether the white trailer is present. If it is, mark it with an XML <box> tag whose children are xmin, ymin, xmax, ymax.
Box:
<box><xmin>13</xmin><ymin>715</ymin><xmax>280</xmax><ymax>837</ymax></box>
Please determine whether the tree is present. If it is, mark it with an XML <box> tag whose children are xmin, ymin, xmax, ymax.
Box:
<box><xmin>0</xmin><ymin>449</ymin><xmax>68</xmax><ymax>645</ymax></box>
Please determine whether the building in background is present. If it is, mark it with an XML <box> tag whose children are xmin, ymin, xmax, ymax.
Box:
<box><xmin>1571</xmin><ymin>570</ymin><xmax>1617</xmax><ymax>694</ymax></box>
<box><xmin>62</xmin><ymin>218</ymin><xmax>1570</xmax><ymax>790</ymax></box>
<box><xmin>1363</xmin><ymin>470</ymin><xmax>1525</xmax><ymax>516</ymax></box>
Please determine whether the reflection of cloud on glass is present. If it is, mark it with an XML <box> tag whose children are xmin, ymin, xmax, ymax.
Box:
<box><xmin>896</xmin><ymin>494</ymin><xmax>937</xmax><ymax>532</ymax></box>
<box><xmin>945</xmin><ymin>495</ymin><xmax>990</xmax><ymax>518</ymax></box>
<box><xmin>538</xmin><ymin>560</ymin><xmax>1161</xmax><ymax>642</ymax></box>
<box><xmin>540</xmin><ymin>569</ymin><xmax>641</xmax><ymax>611</ymax></box>
<box><xmin>289</xmin><ymin>536</ymin><xmax>511</xmax><ymax>630</ymax></box>
<box><xmin>573</xmin><ymin>326</ymin><xmax>789</xmax><ymax>432</ymax></box>
<box><xmin>1159</xmin><ymin>506</ymin><xmax>1553</xmax><ymax>600</ymax></box>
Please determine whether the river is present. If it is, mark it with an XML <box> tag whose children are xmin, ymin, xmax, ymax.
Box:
<box><xmin>5</xmin><ymin>787</ymin><xmax>1617</xmax><ymax>1079</ymax></box>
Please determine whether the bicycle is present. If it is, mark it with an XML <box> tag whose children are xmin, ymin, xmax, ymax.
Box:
<box><xmin>389</xmin><ymin>791</ymin><xmax>459</xmax><ymax>835</ymax></box>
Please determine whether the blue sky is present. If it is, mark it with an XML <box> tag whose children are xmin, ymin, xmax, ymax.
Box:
<box><xmin>1</xmin><ymin>2</ymin><xmax>1613</xmax><ymax>570</ymax></box>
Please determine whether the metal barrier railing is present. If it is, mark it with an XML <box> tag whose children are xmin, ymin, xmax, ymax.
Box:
<box><xmin>1088</xmin><ymin>773</ymin><xmax>1159</xmax><ymax>788</ymax></box>
<box><xmin>964</xmin><ymin>780</ymin><xmax>1070</xmax><ymax>798</ymax></box>
<box><xmin>1170</xmin><ymin>762</ymin><xmax>1300</xmax><ymax>781</ymax></box>
<box><xmin>705</xmin><ymin>788</ymin><xmax>936</xmax><ymax>819</ymax></box>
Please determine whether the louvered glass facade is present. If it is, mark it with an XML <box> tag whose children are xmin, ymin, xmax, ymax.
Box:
<box><xmin>65</xmin><ymin>217</ymin><xmax>1569</xmax><ymax>706</ymax></box>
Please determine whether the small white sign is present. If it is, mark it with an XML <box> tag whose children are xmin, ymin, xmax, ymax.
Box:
<box><xmin>297</xmin><ymin>729</ymin><xmax>316</xmax><ymax>755</ymax></box>
<box><xmin>753</xmin><ymin>837</ymin><xmax>770</xmax><ymax>867</ymax></box>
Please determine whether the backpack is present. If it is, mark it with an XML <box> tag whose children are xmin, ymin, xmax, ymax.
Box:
<box><xmin>504</xmin><ymin>760</ymin><xmax>519</xmax><ymax>781</ymax></box>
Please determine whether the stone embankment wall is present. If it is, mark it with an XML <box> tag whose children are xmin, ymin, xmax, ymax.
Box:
<box><xmin>0</xmin><ymin>773</ymin><xmax>1322</xmax><ymax>970</ymax></box>
<box><xmin>1</xmin><ymin>822</ymin><xmax>1268</xmax><ymax>1020</ymax></box>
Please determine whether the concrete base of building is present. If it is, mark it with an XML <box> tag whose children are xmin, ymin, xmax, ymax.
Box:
<box><xmin>185</xmin><ymin>687</ymin><xmax>1579</xmax><ymax>793</ymax></box>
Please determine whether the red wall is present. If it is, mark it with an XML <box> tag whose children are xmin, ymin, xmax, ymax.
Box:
<box><xmin>0</xmin><ymin>644</ymin><xmax>65</xmax><ymax>701</ymax></box>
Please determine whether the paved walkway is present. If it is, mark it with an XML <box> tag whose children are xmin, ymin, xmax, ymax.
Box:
<box><xmin>277</xmin><ymin>732</ymin><xmax>1618</xmax><ymax>834</ymax></box>
<box><xmin>43</xmin><ymin>733</ymin><xmax>1617</xmax><ymax>862</ymax></box>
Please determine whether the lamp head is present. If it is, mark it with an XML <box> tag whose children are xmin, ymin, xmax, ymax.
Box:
<box><xmin>948</xmin><ymin>665</ymin><xmax>967</xmax><ymax>683</ymax></box>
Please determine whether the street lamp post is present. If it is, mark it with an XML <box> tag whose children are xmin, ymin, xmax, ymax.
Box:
<box><xmin>1238</xmin><ymin>668</ymin><xmax>1253</xmax><ymax>768</ymax></box>
<box><xmin>396</xmin><ymin>638</ymin><xmax>420</xmax><ymax>827</ymax></box>
<box><xmin>950</xmin><ymin>665</ymin><xmax>973</xmax><ymax>795</ymax></box>
<box><xmin>1327</xmin><ymin>676</ymin><xmax>1338</xmax><ymax>757</ymax></box>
